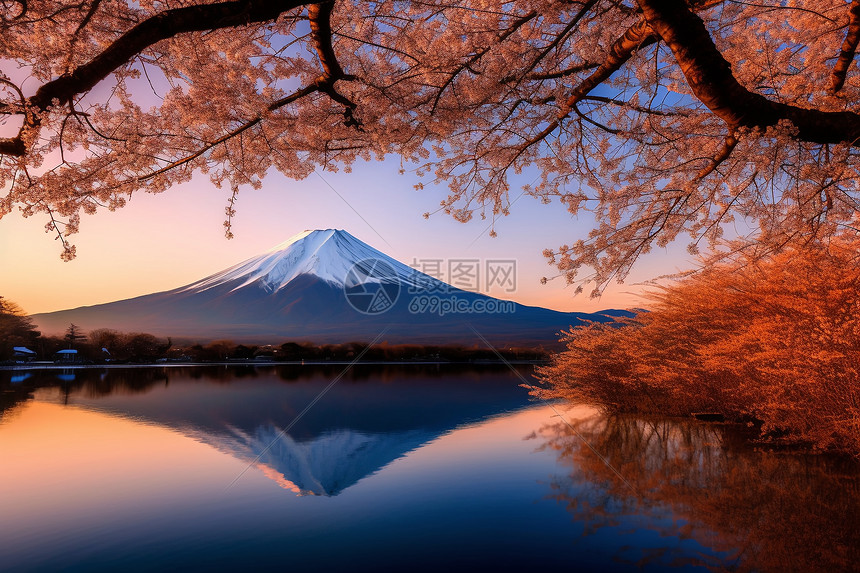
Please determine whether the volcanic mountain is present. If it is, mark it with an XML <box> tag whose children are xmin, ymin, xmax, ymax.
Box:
<box><xmin>32</xmin><ymin>229</ymin><xmax>626</xmax><ymax>345</ymax></box>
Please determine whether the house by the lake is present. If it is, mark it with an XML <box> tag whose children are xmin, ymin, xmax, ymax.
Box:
<box><xmin>53</xmin><ymin>349</ymin><xmax>81</xmax><ymax>363</ymax></box>
<box><xmin>13</xmin><ymin>347</ymin><xmax>36</xmax><ymax>362</ymax></box>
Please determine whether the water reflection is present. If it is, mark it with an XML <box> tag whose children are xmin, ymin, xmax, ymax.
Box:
<box><xmin>1</xmin><ymin>365</ymin><xmax>532</xmax><ymax>496</ymax></box>
<box><xmin>9</xmin><ymin>372</ymin><xmax>31</xmax><ymax>383</ymax></box>
<box><xmin>540</xmin><ymin>411</ymin><xmax>860</xmax><ymax>572</ymax></box>
<box><xmin>4</xmin><ymin>367</ymin><xmax>859</xmax><ymax>571</ymax></box>
<box><xmin>55</xmin><ymin>370</ymin><xmax>77</xmax><ymax>383</ymax></box>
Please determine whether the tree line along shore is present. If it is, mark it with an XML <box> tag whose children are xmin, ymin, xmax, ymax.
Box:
<box><xmin>2</xmin><ymin>326</ymin><xmax>549</xmax><ymax>366</ymax></box>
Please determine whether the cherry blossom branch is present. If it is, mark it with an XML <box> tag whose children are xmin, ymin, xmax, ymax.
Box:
<box><xmin>223</xmin><ymin>186</ymin><xmax>239</xmax><ymax>239</ymax></box>
<box><xmin>39</xmin><ymin>201</ymin><xmax>76</xmax><ymax>261</ymax></box>
<box><xmin>308</xmin><ymin>1</ymin><xmax>347</xmax><ymax>79</ymax></box>
<box><xmin>0</xmin><ymin>77</ymin><xmax>25</xmax><ymax>112</ymax></box>
<box><xmin>141</xmin><ymin>1</ymin><xmax>358</xmax><ymax>181</ymax></box>
<box><xmin>830</xmin><ymin>0</ymin><xmax>860</xmax><ymax>93</ymax></box>
<box><xmin>64</xmin><ymin>0</ymin><xmax>103</xmax><ymax>71</ymax></box>
<box><xmin>77</xmin><ymin>0</ymin><xmax>101</xmax><ymax>32</ymax></box>
<box><xmin>638</xmin><ymin>0</ymin><xmax>860</xmax><ymax>145</ymax></box>
<box><xmin>580</xmin><ymin>95</ymin><xmax>679</xmax><ymax>117</ymax></box>
<box><xmin>695</xmin><ymin>133</ymin><xmax>739</xmax><ymax>180</ymax></box>
<box><xmin>0</xmin><ymin>0</ymin><xmax>311</xmax><ymax>157</ymax></box>
<box><xmin>430</xmin><ymin>10</ymin><xmax>538</xmax><ymax>113</ymax></box>
<box><xmin>528</xmin><ymin>62</ymin><xmax>598</xmax><ymax>80</ymax></box>
<box><xmin>517</xmin><ymin>18</ymin><xmax>656</xmax><ymax>154</ymax></box>
<box><xmin>308</xmin><ymin>0</ymin><xmax>361</xmax><ymax>127</ymax></box>
<box><xmin>0</xmin><ymin>137</ymin><xmax>25</xmax><ymax>156</ymax></box>
<box><xmin>0</xmin><ymin>0</ymin><xmax>26</xmax><ymax>20</ymax></box>
<box><xmin>139</xmin><ymin>84</ymin><xmax>319</xmax><ymax>181</ymax></box>
<box><xmin>513</xmin><ymin>0</ymin><xmax>596</xmax><ymax>81</ymax></box>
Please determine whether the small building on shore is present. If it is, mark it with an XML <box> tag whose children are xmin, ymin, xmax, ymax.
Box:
<box><xmin>13</xmin><ymin>347</ymin><xmax>36</xmax><ymax>362</ymax></box>
<box><xmin>53</xmin><ymin>349</ymin><xmax>81</xmax><ymax>363</ymax></box>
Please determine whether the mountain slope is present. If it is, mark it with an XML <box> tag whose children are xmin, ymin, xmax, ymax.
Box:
<box><xmin>32</xmin><ymin>229</ymin><xmax>625</xmax><ymax>345</ymax></box>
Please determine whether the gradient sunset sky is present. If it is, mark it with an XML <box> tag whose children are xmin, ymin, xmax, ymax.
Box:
<box><xmin>0</xmin><ymin>158</ymin><xmax>693</xmax><ymax>316</ymax></box>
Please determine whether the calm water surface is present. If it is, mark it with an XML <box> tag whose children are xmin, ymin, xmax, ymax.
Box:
<box><xmin>1</xmin><ymin>365</ymin><xmax>858</xmax><ymax>572</ymax></box>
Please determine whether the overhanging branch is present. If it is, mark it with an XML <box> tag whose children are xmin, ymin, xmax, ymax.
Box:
<box><xmin>638</xmin><ymin>0</ymin><xmax>860</xmax><ymax>145</ymax></box>
<box><xmin>308</xmin><ymin>0</ymin><xmax>361</xmax><ymax>127</ymax></box>
<box><xmin>431</xmin><ymin>10</ymin><xmax>538</xmax><ymax>112</ymax></box>
<box><xmin>139</xmin><ymin>1</ymin><xmax>362</xmax><ymax>182</ymax></box>
<box><xmin>31</xmin><ymin>0</ymin><xmax>309</xmax><ymax>110</ymax></box>
<box><xmin>696</xmin><ymin>133</ymin><xmax>738</xmax><ymax>180</ymax></box>
<box><xmin>519</xmin><ymin>19</ymin><xmax>656</xmax><ymax>152</ymax></box>
<box><xmin>140</xmin><ymin>83</ymin><xmax>320</xmax><ymax>181</ymax></box>
<box><xmin>830</xmin><ymin>0</ymin><xmax>860</xmax><ymax>93</ymax></box>
<box><xmin>0</xmin><ymin>0</ymin><xmax>312</xmax><ymax>158</ymax></box>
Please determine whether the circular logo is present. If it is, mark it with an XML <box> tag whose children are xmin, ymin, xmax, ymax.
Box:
<box><xmin>343</xmin><ymin>258</ymin><xmax>401</xmax><ymax>315</ymax></box>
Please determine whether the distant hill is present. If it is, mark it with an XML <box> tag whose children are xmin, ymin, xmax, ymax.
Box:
<box><xmin>32</xmin><ymin>229</ymin><xmax>629</xmax><ymax>346</ymax></box>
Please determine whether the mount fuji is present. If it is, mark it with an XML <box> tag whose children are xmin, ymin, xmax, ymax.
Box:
<box><xmin>32</xmin><ymin>229</ymin><xmax>625</xmax><ymax>345</ymax></box>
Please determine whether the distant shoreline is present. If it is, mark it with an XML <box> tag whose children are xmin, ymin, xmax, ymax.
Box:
<box><xmin>1</xmin><ymin>360</ymin><xmax>545</xmax><ymax>372</ymax></box>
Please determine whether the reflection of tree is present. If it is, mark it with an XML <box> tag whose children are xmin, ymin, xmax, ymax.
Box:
<box><xmin>274</xmin><ymin>363</ymin><xmax>529</xmax><ymax>383</ymax></box>
<box><xmin>1</xmin><ymin>363</ymin><xmax>535</xmax><ymax>407</ymax></box>
<box><xmin>540</xmin><ymin>413</ymin><xmax>860</xmax><ymax>572</ymax></box>
<box><xmin>80</xmin><ymin>369</ymin><xmax>169</xmax><ymax>397</ymax></box>
<box><xmin>0</xmin><ymin>384</ymin><xmax>33</xmax><ymax>422</ymax></box>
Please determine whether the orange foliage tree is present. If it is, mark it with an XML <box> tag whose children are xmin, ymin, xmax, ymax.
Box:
<box><xmin>1</xmin><ymin>1</ymin><xmax>860</xmax><ymax>290</ymax></box>
<box><xmin>535</xmin><ymin>239</ymin><xmax>860</xmax><ymax>454</ymax></box>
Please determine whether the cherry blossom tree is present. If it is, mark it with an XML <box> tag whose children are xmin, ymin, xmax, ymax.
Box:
<box><xmin>2</xmin><ymin>0</ymin><xmax>860</xmax><ymax>291</ymax></box>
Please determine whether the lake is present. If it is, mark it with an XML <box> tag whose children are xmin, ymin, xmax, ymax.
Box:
<box><xmin>1</xmin><ymin>365</ymin><xmax>858</xmax><ymax>572</ymax></box>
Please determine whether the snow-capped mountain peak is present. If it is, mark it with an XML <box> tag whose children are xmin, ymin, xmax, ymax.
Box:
<box><xmin>184</xmin><ymin>229</ymin><xmax>427</xmax><ymax>294</ymax></box>
<box><xmin>32</xmin><ymin>227</ymin><xmax>625</xmax><ymax>345</ymax></box>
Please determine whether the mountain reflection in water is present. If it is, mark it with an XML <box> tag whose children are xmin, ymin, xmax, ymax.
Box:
<box><xmin>2</xmin><ymin>365</ymin><xmax>533</xmax><ymax>496</ymax></box>
<box><xmin>539</xmin><ymin>410</ymin><xmax>860</xmax><ymax>572</ymax></box>
<box><xmin>2</xmin><ymin>366</ymin><xmax>859</xmax><ymax>572</ymax></box>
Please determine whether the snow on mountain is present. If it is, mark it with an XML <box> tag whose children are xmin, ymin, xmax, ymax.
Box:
<box><xmin>31</xmin><ymin>227</ymin><xmax>630</xmax><ymax>344</ymax></box>
<box><xmin>184</xmin><ymin>229</ymin><xmax>427</xmax><ymax>294</ymax></box>
<box><xmin>191</xmin><ymin>424</ymin><xmax>432</xmax><ymax>496</ymax></box>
